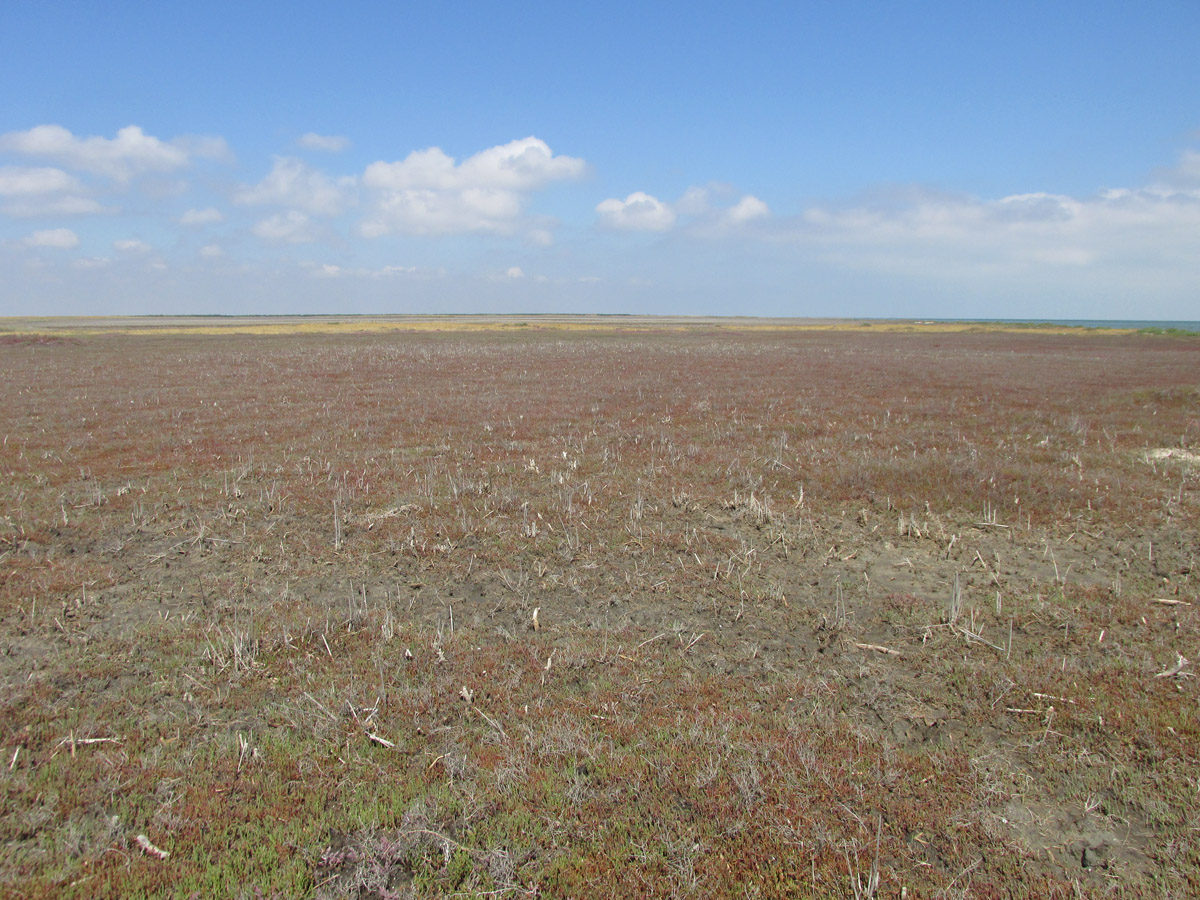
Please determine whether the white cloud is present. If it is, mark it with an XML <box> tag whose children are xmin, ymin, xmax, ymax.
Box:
<box><xmin>772</xmin><ymin>177</ymin><xmax>1200</xmax><ymax>286</ymax></box>
<box><xmin>1148</xmin><ymin>147</ymin><xmax>1200</xmax><ymax>191</ymax></box>
<box><xmin>179</xmin><ymin>207</ymin><xmax>223</xmax><ymax>226</ymax></box>
<box><xmin>594</xmin><ymin>187</ymin><xmax>763</xmax><ymax>233</ymax></box>
<box><xmin>299</xmin><ymin>133</ymin><xmax>350</xmax><ymax>152</ymax></box>
<box><xmin>360</xmin><ymin>187</ymin><xmax>523</xmax><ymax>237</ymax></box>
<box><xmin>364</xmin><ymin>137</ymin><xmax>585</xmax><ymax>192</ymax></box>
<box><xmin>199</xmin><ymin>244</ymin><xmax>223</xmax><ymax>258</ymax></box>
<box><xmin>252</xmin><ymin>210</ymin><xmax>317</xmax><ymax>244</ymax></box>
<box><xmin>2</xmin><ymin>195</ymin><xmax>106</xmax><ymax>217</ymax></box>
<box><xmin>666</xmin><ymin>185</ymin><xmax>771</xmax><ymax>231</ymax></box>
<box><xmin>73</xmin><ymin>256</ymin><xmax>109</xmax><ymax>268</ymax></box>
<box><xmin>26</xmin><ymin>227</ymin><xmax>79</xmax><ymax>248</ymax></box>
<box><xmin>675</xmin><ymin>186</ymin><xmax>712</xmax><ymax>217</ymax></box>
<box><xmin>526</xmin><ymin>228</ymin><xmax>554</xmax><ymax>247</ymax></box>
<box><xmin>1179</xmin><ymin>150</ymin><xmax>1200</xmax><ymax>183</ymax></box>
<box><xmin>0</xmin><ymin>166</ymin><xmax>83</xmax><ymax>196</ymax></box>
<box><xmin>303</xmin><ymin>261</ymin><xmax>418</xmax><ymax>279</ymax></box>
<box><xmin>726</xmin><ymin>194</ymin><xmax>770</xmax><ymax>224</ymax></box>
<box><xmin>361</xmin><ymin>137</ymin><xmax>585</xmax><ymax>236</ymax></box>
<box><xmin>174</xmin><ymin>135</ymin><xmax>232</xmax><ymax>162</ymax></box>
<box><xmin>114</xmin><ymin>238</ymin><xmax>151</xmax><ymax>253</ymax></box>
<box><xmin>596</xmin><ymin>192</ymin><xmax>676</xmax><ymax>231</ymax></box>
<box><xmin>505</xmin><ymin>266</ymin><xmax>524</xmax><ymax>279</ymax></box>
<box><xmin>0</xmin><ymin>165</ymin><xmax>104</xmax><ymax>217</ymax></box>
<box><xmin>0</xmin><ymin>125</ymin><xmax>196</xmax><ymax>181</ymax></box>
<box><xmin>236</xmin><ymin>156</ymin><xmax>354</xmax><ymax>216</ymax></box>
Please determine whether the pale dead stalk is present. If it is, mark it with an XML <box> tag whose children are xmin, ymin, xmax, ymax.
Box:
<box><xmin>367</xmin><ymin>732</ymin><xmax>396</xmax><ymax>749</ymax></box>
<box><xmin>1155</xmin><ymin>654</ymin><xmax>1191</xmax><ymax>678</ymax></box>
<box><xmin>854</xmin><ymin>642</ymin><xmax>901</xmax><ymax>658</ymax></box>
<box><xmin>135</xmin><ymin>834</ymin><xmax>170</xmax><ymax>860</ymax></box>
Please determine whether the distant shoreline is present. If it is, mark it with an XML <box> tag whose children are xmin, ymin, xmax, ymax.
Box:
<box><xmin>1</xmin><ymin>314</ymin><xmax>1197</xmax><ymax>336</ymax></box>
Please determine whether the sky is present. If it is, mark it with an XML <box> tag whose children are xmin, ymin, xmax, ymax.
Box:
<box><xmin>1</xmin><ymin>1</ymin><xmax>1198</xmax><ymax>320</ymax></box>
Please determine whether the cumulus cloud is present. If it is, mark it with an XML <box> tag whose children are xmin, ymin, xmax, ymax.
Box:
<box><xmin>360</xmin><ymin>137</ymin><xmax>585</xmax><ymax>236</ymax></box>
<box><xmin>114</xmin><ymin>238</ymin><xmax>151</xmax><ymax>253</ymax></box>
<box><xmin>596</xmin><ymin>192</ymin><xmax>676</xmax><ymax>231</ymax></box>
<box><xmin>0</xmin><ymin>166</ymin><xmax>83</xmax><ymax>196</ymax></box>
<box><xmin>199</xmin><ymin>244</ymin><xmax>223</xmax><ymax>258</ymax></box>
<box><xmin>726</xmin><ymin>194</ymin><xmax>770</xmax><ymax>224</ymax></box>
<box><xmin>0</xmin><ymin>125</ymin><xmax>212</xmax><ymax>182</ymax></box>
<box><xmin>0</xmin><ymin>165</ymin><xmax>105</xmax><ymax>217</ymax></box>
<box><xmin>252</xmin><ymin>210</ymin><xmax>318</xmax><ymax>244</ymax></box>
<box><xmin>25</xmin><ymin>227</ymin><xmax>79</xmax><ymax>248</ymax></box>
<box><xmin>365</xmin><ymin>138</ymin><xmax>585</xmax><ymax>191</ymax></box>
<box><xmin>179</xmin><ymin>207</ymin><xmax>223</xmax><ymax>226</ymax></box>
<box><xmin>299</xmin><ymin>133</ymin><xmax>350</xmax><ymax>152</ymax></box>
<box><xmin>598</xmin><ymin>186</ymin><xmax>769</xmax><ymax>233</ymax></box>
<box><xmin>236</xmin><ymin>156</ymin><xmax>354</xmax><ymax>216</ymax></box>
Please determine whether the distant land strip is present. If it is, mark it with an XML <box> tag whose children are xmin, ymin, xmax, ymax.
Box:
<box><xmin>3</xmin><ymin>314</ymin><xmax>1192</xmax><ymax>337</ymax></box>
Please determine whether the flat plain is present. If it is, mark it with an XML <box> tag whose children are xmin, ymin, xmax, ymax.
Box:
<box><xmin>1</xmin><ymin>319</ymin><xmax>1197</xmax><ymax>898</ymax></box>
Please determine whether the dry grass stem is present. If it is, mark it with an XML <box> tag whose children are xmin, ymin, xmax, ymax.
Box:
<box><xmin>135</xmin><ymin>834</ymin><xmax>170</xmax><ymax>860</ymax></box>
<box><xmin>854</xmin><ymin>642</ymin><xmax>901</xmax><ymax>657</ymax></box>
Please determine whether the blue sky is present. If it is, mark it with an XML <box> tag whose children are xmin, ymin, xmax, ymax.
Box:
<box><xmin>2</xmin><ymin>1</ymin><xmax>1198</xmax><ymax>318</ymax></box>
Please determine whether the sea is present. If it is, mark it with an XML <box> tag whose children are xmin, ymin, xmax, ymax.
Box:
<box><xmin>926</xmin><ymin>319</ymin><xmax>1200</xmax><ymax>331</ymax></box>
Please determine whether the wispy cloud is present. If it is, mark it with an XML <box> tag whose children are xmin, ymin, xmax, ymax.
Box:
<box><xmin>773</xmin><ymin>174</ymin><xmax>1200</xmax><ymax>282</ymax></box>
<box><xmin>113</xmin><ymin>238</ymin><xmax>151</xmax><ymax>253</ymax></box>
<box><xmin>179</xmin><ymin>207</ymin><xmax>224</xmax><ymax>226</ymax></box>
<box><xmin>305</xmin><ymin>262</ymin><xmax>419</xmax><ymax>278</ymax></box>
<box><xmin>298</xmin><ymin>132</ymin><xmax>350</xmax><ymax>152</ymax></box>
<box><xmin>25</xmin><ymin>227</ymin><xmax>79</xmax><ymax>248</ymax></box>
<box><xmin>2</xmin><ymin>194</ymin><xmax>106</xmax><ymax>217</ymax></box>
<box><xmin>252</xmin><ymin>210</ymin><xmax>319</xmax><ymax>244</ymax></box>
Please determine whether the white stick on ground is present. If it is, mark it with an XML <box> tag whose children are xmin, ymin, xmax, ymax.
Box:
<box><xmin>136</xmin><ymin>834</ymin><xmax>170</xmax><ymax>859</ymax></box>
<box><xmin>855</xmin><ymin>642</ymin><xmax>901</xmax><ymax>657</ymax></box>
<box><xmin>1155</xmin><ymin>654</ymin><xmax>1190</xmax><ymax>678</ymax></box>
<box><xmin>367</xmin><ymin>732</ymin><xmax>395</xmax><ymax>748</ymax></box>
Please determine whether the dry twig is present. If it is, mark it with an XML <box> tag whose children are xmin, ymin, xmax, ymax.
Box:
<box><xmin>136</xmin><ymin>834</ymin><xmax>170</xmax><ymax>859</ymax></box>
<box><xmin>367</xmin><ymin>732</ymin><xmax>396</xmax><ymax>749</ymax></box>
<box><xmin>854</xmin><ymin>642</ymin><xmax>901</xmax><ymax>657</ymax></box>
<box><xmin>1155</xmin><ymin>654</ymin><xmax>1191</xmax><ymax>678</ymax></box>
